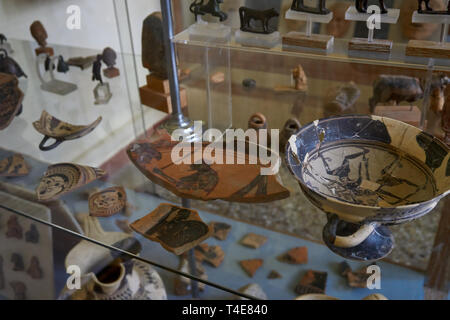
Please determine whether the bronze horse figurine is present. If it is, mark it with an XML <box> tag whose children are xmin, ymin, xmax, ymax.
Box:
<box><xmin>291</xmin><ymin>0</ymin><xmax>330</xmax><ymax>15</ymax></box>
<box><xmin>355</xmin><ymin>0</ymin><xmax>388</xmax><ymax>14</ymax></box>
<box><xmin>190</xmin><ymin>0</ymin><xmax>227</xmax><ymax>22</ymax></box>
<box><xmin>239</xmin><ymin>7</ymin><xmax>279</xmax><ymax>34</ymax></box>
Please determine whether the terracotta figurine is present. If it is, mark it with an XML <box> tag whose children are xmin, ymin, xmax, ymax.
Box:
<box><xmin>102</xmin><ymin>47</ymin><xmax>120</xmax><ymax>78</ymax></box>
<box><xmin>30</xmin><ymin>21</ymin><xmax>54</xmax><ymax>56</ymax></box>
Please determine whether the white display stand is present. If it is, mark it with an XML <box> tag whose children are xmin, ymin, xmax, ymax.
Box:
<box><xmin>36</xmin><ymin>54</ymin><xmax>77</xmax><ymax>96</ymax></box>
<box><xmin>235</xmin><ymin>30</ymin><xmax>280</xmax><ymax>49</ymax></box>
<box><xmin>345</xmin><ymin>6</ymin><xmax>400</xmax><ymax>54</ymax></box>
<box><xmin>188</xmin><ymin>16</ymin><xmax>231</xmax><ymax>43</ymax></box>
<box><xmin>406</xmin><ymin>11</ymin><xmax>450</xmax><ymax>59</ymax></box>
<box><xmin>282</xmin><ymin>9</ymin><xmax>334</xmax><ymax>52</ymax></box>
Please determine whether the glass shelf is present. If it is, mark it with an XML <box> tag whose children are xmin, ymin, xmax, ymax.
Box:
<box><xmin>173</xmin><ymin>28</ymin><xmax>450</xmax><ymax>72</ymax></box>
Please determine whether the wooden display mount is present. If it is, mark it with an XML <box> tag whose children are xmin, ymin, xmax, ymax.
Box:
<box><xmin>406</xmin><ymin>11</ymin><xmax>449</xmax><ymax>59</ymax></box>
<box><xmin>373</xmin><ymin>105</ymin><xmax>422</xmax><ymax>128</ymax></box>
<box><xmin>282</xmin><ymin>9</ymin><xmax>334</xmax><ymax>52</ymax></box>
<box><xmin>345</xmin><ymin>6</ymin><xmax>400</xmax><ymax>54</ymax></box>
<box><xmin>139</xmin><ymin>74</ymin><xmax>187</xmax><ymax>114</ymax></box>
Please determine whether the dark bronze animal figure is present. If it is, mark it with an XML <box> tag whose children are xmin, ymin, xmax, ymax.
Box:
<box><xmin>355</xmin><ymin>0</ymin><xmax>387</xmax><ymax>14</ymax></box>
<box><xmin>291</xmin><ymin>0</ymin><xmax>330</xmax><ymax>15</ymax></box>
<box><xmin>369</xmin><ymin>75</ymin><xmax>423</xmax><ymax>112</ymax></box>
<box><xmin>239</xmin><ymin>7</ymin><xmax>279</xmax><ymax>34</ymax></box>
<box><xmin>190</xmin><ymin>0</ymin><xmax>227</xmax><ymax>22</ymax></box>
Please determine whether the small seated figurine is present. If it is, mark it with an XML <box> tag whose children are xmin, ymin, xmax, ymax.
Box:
<box><xmin>239</xmin><ymin>7</ymin><xmax>279</xmax><ymax>34</ymax></box>
<box><xmin>355</xmin><ymin>0</ymin><xmax>387</xmax><ymax>14</ymax></box>
<box><xmin>190</xmin><ymin>0</ymin><xmax>227</xmax><ymax>22</ymax></box>
<box><xmin>417</xmin><ymin>0</ymin><xmax>450</xmax><ymax>14</ymax></box>
<box><xmin>291</xmin><ymin>0</ymin><xmax>330</xmax><ymax>15</ymax></box>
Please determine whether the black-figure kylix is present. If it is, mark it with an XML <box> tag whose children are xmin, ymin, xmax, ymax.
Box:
<box><xmin>286</xmin><ymin>115</ymin><xmax>450</xmax><ymax>261</ymax></box>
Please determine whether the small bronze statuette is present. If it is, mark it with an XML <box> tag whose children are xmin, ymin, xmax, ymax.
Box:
<box><xmin>418</xmin><ymin>0</ymin><xmax>450</xmax><ymax>14</ymax></box>
<box><xmin>291</xmin><ymin>0</ymin><xmax>330</xmax><ymax>15</ymax></box>
<box><xmin>190</xmin><ymin>0</ymin><xmax>227</xmax><ymax>22</ymax></box>
<box><xmin>239</xmin><ymin>7</ymin><xmax>279</xmax><ymax>34</ymax></box>
<box><xmin>355</xmin><ymin>0</ymin><xmax>388</xmax><ymax>14</ymax></box>
<box><xmin>25</xmin><ymin>224</ymin><xmax>39</xmax><ymax>244</ymax></box>
<box><xmin>92</xmin><ymin>54</ymin><xmax>112</xmax><ymax>104</ymax></box>
<box><xmin>11</xmin><ymin>253</ymin><xmax>25</xmax><ymax>271</ymax></box>
<box><xmin>102</xmin><ymin>47</ymin><xmax>120</xmax><ymax>78</ymax></box>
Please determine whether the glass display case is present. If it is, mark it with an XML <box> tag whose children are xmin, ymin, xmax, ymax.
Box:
<box><xmin>0</xmin><ymin>0</ymin><xmax>449</xmax><ymax>301</ymax></box>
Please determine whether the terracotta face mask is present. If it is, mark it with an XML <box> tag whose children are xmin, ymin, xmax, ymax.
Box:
<box><xmin>400</xmin><ymin>0</ymin><xmax>445</xmax><ymax>40</ymax></box>
<box><xmin>327</xmin><ymin>3</ymin><xmax>351</xmax><ymax>38</ymax></box>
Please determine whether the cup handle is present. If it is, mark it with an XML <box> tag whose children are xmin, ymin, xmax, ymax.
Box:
<box><xmin>39</xmin><ymin>136</ymin><xmax>63</xmax><ymax>151</ymax></box>
<box><xmin>324</xmin><ymin>214</ymin><xmax>376</xmax><ymax>248</ymax></box>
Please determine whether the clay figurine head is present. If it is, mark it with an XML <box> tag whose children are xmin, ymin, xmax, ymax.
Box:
<box><xmin>30</xmin><ymin>21</ymin><xmax>48</xmax><ymax>47</ymax></box>
<box><xmin>102</xmin><ymin>47</ymin><xmax>117</xmax><ymax>68</ymax></box>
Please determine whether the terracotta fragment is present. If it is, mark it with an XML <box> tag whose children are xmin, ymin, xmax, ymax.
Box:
<box><xmin>240</xmin><ymin>233</ymin><xmax>267</xmax><ymax>249</ymax></box>
<box><xmin>130</xmin><ymin>203</ymin><xmax>212</xmax><ymax>255</ymax></box>
<box><xmin>27</xmin><ymin>256</ymin><xmax>43</xmax><ymax>279</ymax></box>
<box><xmin>267</xmin><ymin>270</ymin><xmax>282</xmax><ymax>279</ymax></box>
<box><xmin>89</xmin><ymin>186</ymin><xmax>127</xmax><ymax>217</ymax></box>
<box><xmin>33</xmin><ymin>110</ymin><xmax>102</xmax><ymax>151</ymax></box>
<box><xmin>0</xmin><ymin>154</ymin><xmax>30</xmax><ymax>177</ymax></box>
<box><xmin>6</xmin><ymin>215</ymin><xmax>22</xmax><ymax>239</ymax></box>
<box><xmin>240</xmin><ymin>259</ymin><xmax>263</xmax><ymax>277</ymax></box>
<box><xmin>295</xmin><ymin>270</ymin><xmax>328</xmax><ymax>295</ymax></box>
<box><xmin>25</xmin><ymin>224</ymin><xmax>39</xmax><ymax>244</ymax></box>
<box><xmin>209</xmin><ymin>222</ymin><xmax>232</xmax><ymax>241</ymax></box>
<box><xmin>0</xmin><ymin>72</ymin><xmax>23</xmax><ymax>130</ymax></box>
<box><xmin>194</xmin><ymin>243</ymin><xmax>225</xmax><ymax>268</ymax></box>
<box><xmin>237</xmin><ymin>283</ymin><xmax>267</xmax><ymax>300</ymax></box>
<box><xmin>210</xmin><ymin>72</ymin><xmax>225</xmax><ymax>84</ymax></box>
<box><xmin>280</xmin><ymin>246</ymin><xmax>308</xmax><ymax>264</ymax></box>
<box><xmin>127</xmin><ymin>138</ymin><xmax>289</xmax><ymax>203</ymax></box>
<box><xmin>36</xmin><ymin>163</ymin><xmax>106</xmax><ymax>202</ymax></box>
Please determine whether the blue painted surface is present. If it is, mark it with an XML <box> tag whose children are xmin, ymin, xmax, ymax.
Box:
<box><xmin>0</xmin><ymin>148</ymin><xmax>438</xmax><ymax>300</ymax></box>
